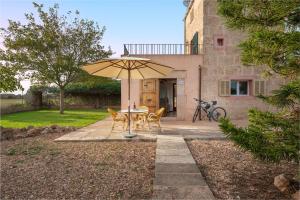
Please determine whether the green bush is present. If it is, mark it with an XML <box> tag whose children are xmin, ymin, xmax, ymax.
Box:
<box><xmin>219</xmin><ymin>109</ymin><xmax>300</xmax><ymax>162</ymax></box>
<box><xmin>65</xmin><ymin>81</ymin><xmax>120</xmax><ymax>95</ymax></box>
<box><xmin>28</xmin><ymin>80</ymin><xmax>120</xmax><ymax>96</ymax></box>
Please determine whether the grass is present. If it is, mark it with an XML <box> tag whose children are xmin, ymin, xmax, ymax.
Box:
<box><xmin>0</xmin><ymin>109</ymin><xmax>108</xmax><ymax>128</ymax></box>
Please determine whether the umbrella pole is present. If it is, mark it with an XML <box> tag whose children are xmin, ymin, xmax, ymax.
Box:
<box><xmin>124</xmin><ymin>66</ymin><xmax>137</xmax><ymax>138</ymax></box>
<box><xmin>124</xmin><ymin>68</ymin><xmax>136</xmax><ymax>138</ymax></box>
<box><xmin>128</xmin><ymin>69</ymin><xmax>131</xmax><ymax>135</ymax></box>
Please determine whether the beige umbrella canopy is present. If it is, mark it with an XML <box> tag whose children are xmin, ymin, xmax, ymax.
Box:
<box><xmin>82</xmin><ymin>57</ymin><xmax>174</xmax><ymax>137</ymax></box>
<box><xmin>82</xmin><ymin>57</ymin><xmax>173</xmax><ymax>79</ymax></box>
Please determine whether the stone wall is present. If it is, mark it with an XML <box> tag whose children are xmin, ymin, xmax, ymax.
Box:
<box><xmin>1</xmin><ymin>105</ymin><xmax>39</xmax><ymax>115</ymax></box>
<box><xmin>184</xmin><ymin>0</ymin><xmax>204</xmax><ymax>52</ymax></box>
<box><xmin>46</xmin><ymin>94</ymin><xmax>120</xmax><ymax>110</ymax></box>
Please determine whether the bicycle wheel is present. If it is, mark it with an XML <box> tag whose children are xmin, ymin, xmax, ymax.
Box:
<box><xmin>192</xmin><ymin>107</ymin><xmax>200</xmax><ymax>122</ymax></box>
<box><xmin>211</xmin><ymin>107</ymin><xmax>226</xmax><ymax>122</ymax></box>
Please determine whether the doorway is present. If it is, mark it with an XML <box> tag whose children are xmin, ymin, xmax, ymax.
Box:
<box><xmin>159</xmin><ymin>79</ymin><xmax>177</xmax><ymax>117</ymax></box>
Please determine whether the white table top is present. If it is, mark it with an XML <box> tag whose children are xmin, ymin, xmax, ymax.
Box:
<box><xmin>120</xmin><ymin>109</ymin><xmax>148</xmax><ymax>113</ymax></box>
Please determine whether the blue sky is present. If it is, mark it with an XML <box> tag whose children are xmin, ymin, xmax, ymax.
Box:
<box><xmin>0</xmin><ymin>0</ymin><xmax>187</xmax><ymax>56</ymax></box>
<box><xmin>0</xmin><ymin>0</ymin><xmax>187</xmax><ymax>93</ymax></box>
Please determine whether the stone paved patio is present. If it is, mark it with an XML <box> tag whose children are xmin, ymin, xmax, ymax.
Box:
<box><xmin>54</xmin><ymin>117</ymin><xmax>157</xmax><ymax>142</ymax></box>
<box><xmin>55</xmin><ymin>117</ymin><xmax>226</xmax><ymax>142</ymax></box>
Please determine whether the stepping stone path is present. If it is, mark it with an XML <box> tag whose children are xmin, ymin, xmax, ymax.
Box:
<box><xmin>153</xmin><ymin>134</ymin><xmax>215</xmax><ymax>200</ymax></box>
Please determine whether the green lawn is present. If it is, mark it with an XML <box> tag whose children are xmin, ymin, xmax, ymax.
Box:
<box><xmin>0</xmin><ymin>109</ymin><xmax>108</xmax><ymax>128</ymax></box>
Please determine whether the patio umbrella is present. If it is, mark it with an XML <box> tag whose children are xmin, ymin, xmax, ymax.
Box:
<box><xmin>82</xmin><ymin>57</ymin><xmax>174</xmax><ymax>138</ymax></box>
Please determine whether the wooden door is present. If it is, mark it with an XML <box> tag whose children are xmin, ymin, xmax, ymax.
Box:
<box><xmin>140</xmin><ymin>79</ymin><xmax>158</xmax><ymax>113</ymax></box>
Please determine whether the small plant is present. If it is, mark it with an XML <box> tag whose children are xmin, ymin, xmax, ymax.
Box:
<box><xmin>15</xmin><ymin>160</ymin><xmax>25</xmax><ymax>164</ymax></box>
<box><xmin>95</xmin><ymin>162</ymin><xmax>110</xmax><ymax>170</ymax></box>
<box><xmin>25</xmin><ymin>145</ymin><xmax>43</xmax><ymax>155</ymax></box>
<box><xmin>48</xmin><ymin>148</ymin><xmax>61</xmax><ymax>156</ymax></box>
<box><xmin>6</xmin><ymin>147</ymin><xmax>17</xmax><ymax>156</ymax></box>
<box><xmin>5</xmin><ymin>143</ymin><xmax>44</xmax><ymax>156</ymax></box>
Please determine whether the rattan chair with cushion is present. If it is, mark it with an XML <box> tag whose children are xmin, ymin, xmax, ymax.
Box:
<box><xmin>107</xmin><ymin>108</ymin><xmax>128</xmax><ymax>132</ymax></box>
<box><xmin>146</xmin><ymin>107</ymin><xmax>165</xmax><ymax>129</ymax></box>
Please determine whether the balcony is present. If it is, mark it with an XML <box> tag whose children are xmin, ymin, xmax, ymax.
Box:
<box><xmin>123</xmin><ymin>43</ymin><xmax>203</xmax><ymax>56</ymax></box>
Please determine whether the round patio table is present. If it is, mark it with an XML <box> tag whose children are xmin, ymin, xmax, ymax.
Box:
<box><xmin>120</xmin><ymin>109</ymin><xmax>148</xmax><ymax>114</ymax></box>
<box><xmin>120</xmin><ymin>109</ymin><xmax>148</xmax><ymax>129</ymax></box>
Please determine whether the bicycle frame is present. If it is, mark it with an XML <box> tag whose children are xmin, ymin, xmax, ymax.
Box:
<box><xmin>195</xmin><ymin>99</ymin><xmax>216</xmax><ymax>120</ymax></box>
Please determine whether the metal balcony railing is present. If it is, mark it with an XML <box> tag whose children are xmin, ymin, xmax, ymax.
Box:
<box><xmin>123</xmin><ymin>44</ymin><xmax>202</xmax><ymax>55</ymax></box>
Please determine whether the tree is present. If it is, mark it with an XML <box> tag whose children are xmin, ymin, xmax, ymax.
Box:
<box><xmin>217</xmin><ymin>0</ymin><xmax>300</xmax><ymax>161</ymax></box>
<box><xmin>0</xmin><ymin>64</ymin><xmax>22</xmax><ymax>92</ymax></box>
<box><xmin>0</xmin><ymin>2</ymin><xmax>112</xmax><ymax>114</ymax></box>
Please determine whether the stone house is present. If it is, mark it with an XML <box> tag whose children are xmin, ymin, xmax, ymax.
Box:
<box><xmin>121</xmin><ymin>0</ymin><xmax>282</xmax><ymax>120</ymax></box>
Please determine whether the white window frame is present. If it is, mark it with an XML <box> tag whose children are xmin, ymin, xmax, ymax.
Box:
<box><xmin>230</xmin><ymin>80</ymin><xmax>249</xmax><ymax>96</ymax></box>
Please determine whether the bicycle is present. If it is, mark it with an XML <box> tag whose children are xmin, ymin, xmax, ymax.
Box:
<box><xmin>192</xmin><ymin>98</ymin><xmax>227</xmax><ymax>122</ymax></box>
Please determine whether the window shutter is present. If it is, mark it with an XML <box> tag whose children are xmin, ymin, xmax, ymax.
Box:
<box><xmin>218</xmin><ymin>80</ymin><xmax>230</xmax><ymax>96</ymax></box>
<box><xmin>260</xmin><ymin>81</ymin><xmax>266</xmax><ymax>95</ymax></box>
<box><xmin>254</xmin><ymin>80</ymin><xmax>266</xmax><ymax>96</ymax></box>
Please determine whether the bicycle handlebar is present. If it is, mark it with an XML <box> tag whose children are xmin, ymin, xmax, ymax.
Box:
<box><xmin>193</xmin><ymin>98</ymin><xmax>207</xmax><ymax>104</ymax></box>
<box><xmin>194</xmin><ymin>98</ymin><xmax>217</xmax><ymax>106</ymax></box>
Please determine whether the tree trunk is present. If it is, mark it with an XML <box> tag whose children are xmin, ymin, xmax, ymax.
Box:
<box><xmin>59</xmin><ymin>88</ymin><xmax>65</xmax><ymax>114</ymax></box>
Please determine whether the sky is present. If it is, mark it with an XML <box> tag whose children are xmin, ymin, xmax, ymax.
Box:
<box><xmin>0</xmin><ymin>0</ymin><xmax>187</xmax><ymax>94</ymax></box>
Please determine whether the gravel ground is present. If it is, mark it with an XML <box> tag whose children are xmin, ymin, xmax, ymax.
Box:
<box><xmin>1</xmin><ymin>132</ymin><xmax>156</xmax><ymax>199</ymax></box>
<box><xmin>187</xmin><ymin>140</ymin><xmax>298</xmax><ymax>200</ymax></box>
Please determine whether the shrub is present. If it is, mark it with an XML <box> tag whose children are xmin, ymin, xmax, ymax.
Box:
<box><xmin>220</xmin><ymin>109</ymin><xmax>300</xmax><ymax>162</ymax></box>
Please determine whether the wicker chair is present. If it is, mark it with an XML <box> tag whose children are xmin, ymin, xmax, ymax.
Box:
<box><xmin>107</xmin><ymin>108</ymin><xmax>127</xmax><ymax>132</ymax></box>
<box><xmin>146</xmin><ymin>107</ymin><xmax>165</xmax><ymax>129</ymax></box>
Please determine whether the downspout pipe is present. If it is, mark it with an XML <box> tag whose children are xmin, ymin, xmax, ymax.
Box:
<box><xmin>199</xmin><ymin>65</ymin><xmax>202</xmax><ymax>120</ymax></box>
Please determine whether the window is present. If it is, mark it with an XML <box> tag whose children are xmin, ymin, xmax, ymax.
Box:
<box><xmin>217</xmin><ymin>38</ymin><xmax>224</xmax><ymax>46</ymax></box>
<box><xmin>190</xmin><ymin>32</ymin><xmax>198</xmax><ymax>55</ymax></box>
<box><xmin>214</xmin><ymin>35</ymin><xmax>225</xmax><ymax>49</ymax></box>
<box><xmin>230</xmin><ymin>80</ymin><xmax>249</xmax><ymax>96</ymax></box>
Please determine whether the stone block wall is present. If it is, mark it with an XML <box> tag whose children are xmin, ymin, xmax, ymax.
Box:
<box><xmin>184</xmin><ymin>0</ymin><xmax>204</xmax><ymax>51</ymax></box>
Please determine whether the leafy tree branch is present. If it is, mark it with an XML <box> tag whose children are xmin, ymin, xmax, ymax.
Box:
<box><xmin>0</xmin><ymin>2</ymin><xmax>112</xmax><ymax>113</ymax></box>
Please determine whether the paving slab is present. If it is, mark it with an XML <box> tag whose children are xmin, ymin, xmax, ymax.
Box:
<box><xmin>156</xmin><ymin>145</ymin><xmax>187</xmax><ymax>150</ymax></box>
<box><xmin>153</xmin><ymin>185</ymin><xmax>215</xmax><ymax>200</ymax></box>
<box><xmin>154</xmin><ymin>173</ymin><xmax>206</xmax><ymax>186</ymax></box>
<box><xmin>156</xmin><ymin>139</ymin><xmax>185</xmax><ymax>144</ymax></box>
<box><xmin>155</xmin><ymin>163</ymin><xmax>200</xmax><ymax>173</ymax></box>
<box><xmin>156</xmin><ymin>148</ymin><xmax>191</xmax><ymax>156</ymax></box>
<box><xmin>157</xmin><ymin>135</ymin><xmax>184</xmax><ymax>140</ymax></box>
<box><xmin>156</xmin><ymin>155</ymin><xmax>195</xmax><ymax>164</ymax></box>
